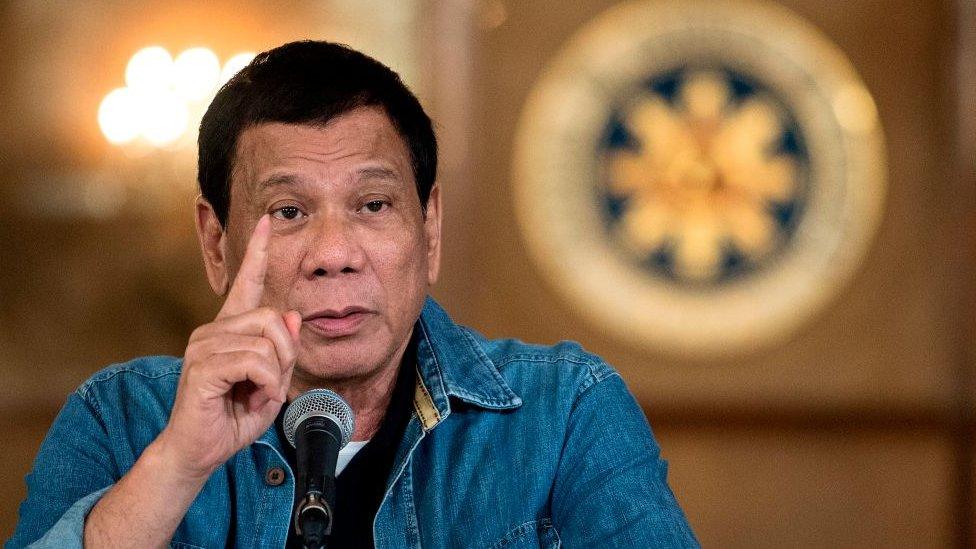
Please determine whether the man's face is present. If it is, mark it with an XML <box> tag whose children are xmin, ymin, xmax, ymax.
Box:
<box><xmin>197</xmin><ymin>107</ymin><xmax>441</xmax><ymax>390</ymax></box>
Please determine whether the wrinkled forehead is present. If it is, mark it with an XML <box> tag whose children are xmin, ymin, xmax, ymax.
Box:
<box><xmin>228</xmin><ymin>107</ymin><xmax>413</xmax><ymax>202</ymax></box>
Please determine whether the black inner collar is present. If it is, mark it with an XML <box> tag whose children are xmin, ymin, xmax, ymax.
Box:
<box><xmin>276</xmin><ymin>332</ymin><xmax>418</xmax><ymax>548</ymax></box>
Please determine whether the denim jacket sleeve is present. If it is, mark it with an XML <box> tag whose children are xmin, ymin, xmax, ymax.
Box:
<box><xmin>550</xmin><ymin>372</ymin><xmax>699</xmax><ymax>547</ymax></box>
<box><xmin>6</xmin><ymin>391</ymin><xmax>118</xmax><ymax>548</ymax></box>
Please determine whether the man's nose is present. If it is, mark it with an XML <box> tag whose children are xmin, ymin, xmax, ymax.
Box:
<box><xmin>300</xmin><ymin>213</ymin><xmax>365</xmax><ymax>278</ymax></box>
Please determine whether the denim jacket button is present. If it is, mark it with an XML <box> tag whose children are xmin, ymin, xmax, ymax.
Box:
<box><xmin>265</xmin><ymin>466</ymin><xmax>286</xmax><ymax>486</ymax></box>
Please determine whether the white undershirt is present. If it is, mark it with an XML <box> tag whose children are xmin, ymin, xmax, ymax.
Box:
<box><xmin>336</xmin><ymin>440</ymin><xmax>369</xmax><ymax>476</ymax></box>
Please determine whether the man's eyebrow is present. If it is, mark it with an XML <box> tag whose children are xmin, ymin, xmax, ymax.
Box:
<box><xmin>357</xmin><ymin>166</ymin><xmax>400</xmax><ymax>182</ymax></box>
<box><xmin>253</xmin><ymin>173</ymin><xmax>305</xmax><ymax>193</ymax></box>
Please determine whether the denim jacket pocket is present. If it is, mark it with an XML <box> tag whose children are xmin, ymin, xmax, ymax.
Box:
<box><xmin>487</xmin><ymin>518</ymin><xmax>561</xmax><ymax>549</ymax></box>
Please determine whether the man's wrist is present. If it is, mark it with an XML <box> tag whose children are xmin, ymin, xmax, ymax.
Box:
<box><xmin>148</xmin><ymin>430</ymin><xmax>217</xmax><ymax>487</ymax></box>
<box><xmin>84</xmin><ymin>431</ymin><xmax>215</xmax><ymax>548</ymax></box>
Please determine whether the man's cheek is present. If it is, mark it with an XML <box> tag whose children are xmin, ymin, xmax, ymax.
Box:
<box><xmin>268</xmin><ymin>240</ymin><xmax>302</xmax><ymax>271</ymax></box>
<box><xmin>379</xmin><ymin>230</ymin><xmax>424</xmax><ymax>265</ymax></box>
<box><xmin>263</xmin><ymin>256</ymin><xmax>297</xmax><ymax>305</ymax></box>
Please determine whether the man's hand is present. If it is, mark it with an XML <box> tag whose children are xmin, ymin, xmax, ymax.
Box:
<box><xmin>158</xmin><ymin>214</ymin><xmax>302</xmax><ymax>479</ymax></box>
<box><xmin>84</xmin><ymin>215</ymin><xmax>301</xmax><ymax>548</ymax></box>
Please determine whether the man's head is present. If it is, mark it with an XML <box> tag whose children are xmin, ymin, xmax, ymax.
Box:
<box><xmin>198</xmin><ymin>40</ymin><xmax>437</xmax><ymax>227</ymax></box>
<box><xmin>194</xmin><ymin>41</ymin><xmax>441</xmax><ymax>389</ymax></box>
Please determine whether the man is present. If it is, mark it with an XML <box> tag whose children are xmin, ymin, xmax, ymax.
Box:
<box><xmin>8</xmin><ymin>41</ymin><xmax>697</xmax><ymax>548</ymax></box>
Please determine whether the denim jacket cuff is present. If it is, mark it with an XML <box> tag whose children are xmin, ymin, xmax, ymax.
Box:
<box><xmin>26</xmin><ymin>486</ymin><xmax>111</xmax><ymax>548</ymax></box>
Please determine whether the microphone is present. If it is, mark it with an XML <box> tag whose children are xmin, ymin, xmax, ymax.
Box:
<box><xmin>283</xmin><ymin>389</ymin><xmax>355</xmax><ymax>548</ymax></box>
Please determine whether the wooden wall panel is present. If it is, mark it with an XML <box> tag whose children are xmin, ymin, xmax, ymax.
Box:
<box><xmin>658</xmin><ymin>425</ymin><xmax>953</xmax><ymax>548</ymax></box>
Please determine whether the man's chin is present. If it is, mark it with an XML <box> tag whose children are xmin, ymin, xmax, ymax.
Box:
<box><xmin>291</xmin><ymin>345</ymin><xmax>390</xmax><ymax>388</ymax></box>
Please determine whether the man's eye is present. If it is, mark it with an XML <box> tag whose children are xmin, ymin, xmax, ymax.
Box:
<box><xmin>362</xmin><ymin>200</ymin><xmax>388</xmax><ymax>213</ymax></box>
<box><xmin>271</xmin><ymin>206</ymin><xmax>303</xmax><ymax>220</ymax></box>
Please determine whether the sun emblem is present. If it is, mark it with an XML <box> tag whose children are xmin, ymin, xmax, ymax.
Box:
<box><xmin>605</xmin><ymin>70</ymin><xmax>805</xmax><ymax>282</ymax></box>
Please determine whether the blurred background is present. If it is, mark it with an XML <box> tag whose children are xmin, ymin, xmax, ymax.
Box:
<box><xmin>0</xmin><ymin>1</ymin><xmax>973</xmax><ymax>547</ymax></box>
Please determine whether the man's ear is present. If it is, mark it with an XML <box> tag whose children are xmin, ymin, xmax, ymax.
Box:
<box><xmin>195</xmin><ymin>196</ymin><xmax>229</xmax><ymax>296</ymax></box>
<box><xmin>424</xmin><ymin>185</ymin><xmax>442</xmax><ymax>285</ymax></box>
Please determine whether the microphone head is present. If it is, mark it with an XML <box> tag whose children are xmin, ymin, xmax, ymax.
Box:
<box><xmin>282</xmin><ymin>389</ymin><xmax>355</xmax><ymax>449</ymax></box>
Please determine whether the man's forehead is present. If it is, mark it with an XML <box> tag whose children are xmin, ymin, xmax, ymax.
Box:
<box><xmin>230</xmin><ymin>109</ymin><xmax>412</xmax><ymax>195</ymax></box>
<box><xmin>235</xmin><ymin>110</ymin><xmax>403</xmax><ymax>164</ymax></box>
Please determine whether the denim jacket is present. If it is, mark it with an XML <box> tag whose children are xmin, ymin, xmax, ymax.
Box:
<box><xmin>8</xmin><ymin>298</ymin><xmax>698</xmax><ymax>548</ymax></box>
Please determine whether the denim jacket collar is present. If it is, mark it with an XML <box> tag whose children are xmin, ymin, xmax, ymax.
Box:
<box><xmin>412</xmin><ymin>297</ymin><xmax>522</xmax><ymax>430</ymax></box>
<box><xmin>257</xmin><ymin>297</ymin><xmax>522</xmax><ymax>448</ymax></box>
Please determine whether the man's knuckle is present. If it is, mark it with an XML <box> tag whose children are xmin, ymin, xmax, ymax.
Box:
<box><xmin>258</xmin><ymin>338</ymin><xmax>277</xmax><ymax>358</ymax></box>
<box><xmin>184</xmin><ymin>350</ymin><xmax>202</xmax><ymax>366</ymax></box>
<box><xmin>183</xmin><ymin>364</ymin><xmax>204</xmax><ymax>385</ymax></box>
<box><xmin>189</xmin><ymin>325</ymin><xmax>211</xmax><ymax>342</ymax></box>
<box><xmin>262</xmin><ymin>307</ymin><xmax>279</xmax><ymax>321</ymax></box>
<box><xmin>284</xmin><ymin>347</ymin><xmax>297</xmax><ymax>365</ymax></box>
<box><xmin>244</xmin><ymin>350</ymin><xmax>272</xmax><ymax>368</ymax></box>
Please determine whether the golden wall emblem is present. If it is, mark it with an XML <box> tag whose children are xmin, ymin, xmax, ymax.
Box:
<box><xmin>513</xmin><ymin>0</ymin><xmax>886</xmax><ymax>357</ymax></box>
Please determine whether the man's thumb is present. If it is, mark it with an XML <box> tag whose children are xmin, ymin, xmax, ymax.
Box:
<box><xmin>283</xmin><ymin>311</ymin><xmax>302</xmax><ymax>344</ymax></box>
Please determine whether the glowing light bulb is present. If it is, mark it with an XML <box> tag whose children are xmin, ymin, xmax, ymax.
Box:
<box><xmin>173</xmin><ymin>47</ymin><xmax>221</xmax><ymax>101</ymax></box>
<box><xmin>125</xmin><ymin>46</ymin><xmax>174</xmax><ymax>91</ymax></box>
<box><xmin>220</xmin><ymin>52</ymin><xmax>256</xmax><ymax>85</ymax></box>
<box><xmin>98</xmin><ymin>87</ymin><xmax>142</xmax><ymax>144</ymax></box>
<box><xmin>137</xmin><ymin>89</ymin><xmax>189</xmax><ymax>146</ymax></box>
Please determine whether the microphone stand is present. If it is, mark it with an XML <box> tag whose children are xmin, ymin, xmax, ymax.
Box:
<box><xmin>294</xmin><ymin>415</ymin><xmax>342</xmax><ymax>549</ymax></box>
<box><xmin>295</xmin><ymin>495</ymin><xmax>331</xmax><ymax>549</ymax></box>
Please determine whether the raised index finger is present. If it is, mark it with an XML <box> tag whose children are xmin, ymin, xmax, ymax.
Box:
<box><xmin>218</xmin><ymin>215</ymin><xmax>271</xmax><ymax>319</ymax></box>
